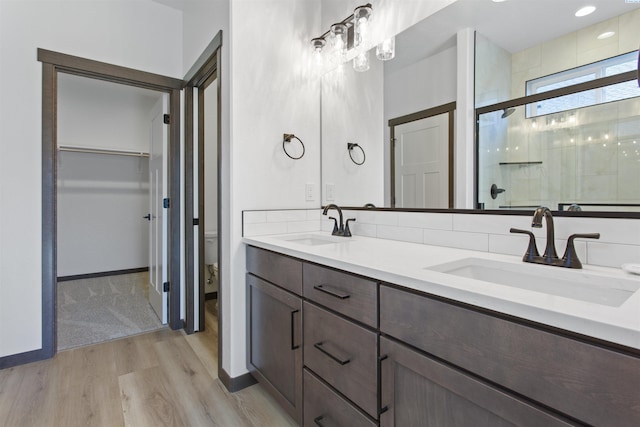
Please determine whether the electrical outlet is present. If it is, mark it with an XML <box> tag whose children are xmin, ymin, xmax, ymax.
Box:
<box><xmin>326</xmin><ymin>183</ymin><xmax>335</xmax><ymax>201</ymax></box>
<box><xmin>305</xmin><ymin>183</ymin><xmax>315</xmax><ymax>201</ymax></box>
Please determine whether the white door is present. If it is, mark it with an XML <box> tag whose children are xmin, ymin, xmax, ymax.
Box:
<box><xmin>394</xmin><ymin>113</ymin><xmax>449</xmax><ymax>208</ymax></box>
<box><xmin>148</xmin><ymin>95</ymin><xmax>168</xmax><ymax>324</ymax></box>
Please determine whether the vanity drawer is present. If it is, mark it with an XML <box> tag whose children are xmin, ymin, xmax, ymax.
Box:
<box><xmin>303</xmin><ymin>302</ymin><xmax>378</xmax><ymax>418</ymax></box>
<box><xmin>380</xmin><ymin>285</ymin><xmax>640</xmax><ymax>427</ymax></box>
<box><xmin>303</xmin><ymin>369</ymin><xmax>376</xmax><ymax>427</ymax></box>
<box><xmin>246</xmin><ymin>246</ymin><xmax>302</xmax><ymax>295</ymax></box>
<box><xmin>303</xmin><ymin>263</ymin><xmax>377</xmax><ymax>327</ymax></box>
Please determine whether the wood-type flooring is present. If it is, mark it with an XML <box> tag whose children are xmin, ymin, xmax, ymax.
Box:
<box><xmin>0</xmin><ymin>300</ymin><xmax>297</xmax><ymax>426</ymax></box>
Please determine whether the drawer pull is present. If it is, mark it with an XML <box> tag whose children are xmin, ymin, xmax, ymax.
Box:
<box><xmin>290</xmin><ymin>309</ymin><xmax>300</xmax><ymax>350</ymax></box>
<box><xmin>314</xmin><ymin>284</ymin><xmax>350</xmax><ymax>300</ymax></box>
<box><xmin>314</xmin><ymin>341</ymin><xmax>351</xmax><ymax>365</ymax></box>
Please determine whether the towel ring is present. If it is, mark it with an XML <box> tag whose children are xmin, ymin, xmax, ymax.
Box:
<box><xmin>283</xmin><ymin>134</ymin><xmax>305</xmax><ymax>160</ymax></box>
<box><xmin>347</xmin><ymin>142</ymin><xmax>365</xmax><ymax>165</ymax></box>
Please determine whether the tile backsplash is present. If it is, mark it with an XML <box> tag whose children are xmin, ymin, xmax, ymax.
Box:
<box><xmin>242</xmin><ymin>209</ymin><xmax>640</xmax><ymax>269</ymax></box>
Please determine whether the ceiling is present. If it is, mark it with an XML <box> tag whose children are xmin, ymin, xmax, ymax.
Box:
<box><xmin>389</xmin><ymin>0</ymin><xmax>640</xmax><ymax>73</ymax></box>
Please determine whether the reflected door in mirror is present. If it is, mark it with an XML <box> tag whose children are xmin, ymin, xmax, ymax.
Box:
<box><xmin>393</xmin><ymin>113</ymin><xmax>449</xmax><ymax>208</ymax></box>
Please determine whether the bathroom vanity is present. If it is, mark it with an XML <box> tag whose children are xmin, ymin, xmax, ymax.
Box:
<box><xmin>244</xmin><ymin>233</ymin><xmax>640</xmax><ymax>427</ymax></box>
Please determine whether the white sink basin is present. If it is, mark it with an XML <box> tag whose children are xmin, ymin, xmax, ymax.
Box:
<box><xmin>428</xmin><ymin>258</ymin><xmax>640</xmax><ymax>307</ymax></box>
<box><xmin>278</xmin><ymin>234</ymin><xmax>347</xmax><ymax>246</ymax></box>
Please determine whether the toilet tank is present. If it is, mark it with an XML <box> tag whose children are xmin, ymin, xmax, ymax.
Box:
<box><xmin>204</xmin><ymin>231</ymin><xmax>218</xmax><ymax>265</ymax></box>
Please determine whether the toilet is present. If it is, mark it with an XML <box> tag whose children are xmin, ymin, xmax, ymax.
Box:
<box><xmin>204</xmin><ymin>231</ymin><xmax>219</xmax><ymax>294</ymax></box>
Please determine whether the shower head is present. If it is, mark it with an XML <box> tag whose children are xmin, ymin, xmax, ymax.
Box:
<box><xmin>501</xmin><ymin>108</ymin><xmax>516</xmax><ymax>118</ymax></box>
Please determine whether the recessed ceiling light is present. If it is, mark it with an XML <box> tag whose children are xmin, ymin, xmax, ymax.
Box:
<box><xmin>492</xmin><ymin>0</ymin><xmax>508</xmax><ymax>2</ymax></box>
<box><xmin>597</xmin><ymin>31</ymin><xmax>615</xmax><ymax>40</ymax></box>
<box><xmin>575</xmin><ymin>6</ymin><xmax>596</xmax><ymax>17</ymax></box>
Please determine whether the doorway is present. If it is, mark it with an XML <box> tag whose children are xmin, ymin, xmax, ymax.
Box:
<box><xmin>39</xmin><ymin>48</ymin><xmax>183</xmax><ymax>359</ymax></box>
<box><xmin>55</xmin><ymin>74</ymin><xmax>168</xmax><ymax>349</ymax></box>
<box><xmin>390</xmin><ymin>102</ymin><xmax>456</xmax><ymax>209</ymax></box>
<box><xmin>183</xmin><ymin>32</ymin><xmax>224</xmax><ymax>382</ymax></box>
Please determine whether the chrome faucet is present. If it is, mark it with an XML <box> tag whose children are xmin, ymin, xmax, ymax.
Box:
<box><xmin>322</xmin><ymin>204</ymin><xmax>356</xmax><ymax>237</ymax></box>
<box><xmin>510</xmin><ymin>207</ymin><xmax>599</xmax><ymax>269</ymax></box>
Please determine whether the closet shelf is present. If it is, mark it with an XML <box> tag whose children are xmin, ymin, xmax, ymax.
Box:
<box><xmin>58</xmin><ymin>145</ymin><xmax>149</xmax><ymax>157</ymax></box>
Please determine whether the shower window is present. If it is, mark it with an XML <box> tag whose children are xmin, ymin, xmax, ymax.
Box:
<box><xmin>526</xmin><ymin>51</ymin><xmax>639</xmax><ymax>118</ymax></box>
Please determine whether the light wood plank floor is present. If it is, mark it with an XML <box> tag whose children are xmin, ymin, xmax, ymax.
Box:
<box><xmin>0</xmin><ymin>300</ymin><xmax>298</xmax><ymax>427</ymax></box>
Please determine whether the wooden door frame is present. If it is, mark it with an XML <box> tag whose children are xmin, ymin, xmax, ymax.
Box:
<box><xmin>182</xmin><ymin>31</ymin><xmax>222</xmax><ymax>371</ymax></box>
<box><xmin>37</xmin><ymin>49</ymin><xmax>183</xmax><ymax>362</ymax></box>
<box><xmin>389</xmin><ymin>101</ymin><xmax>456</xmax><ymax>209</ymax></box>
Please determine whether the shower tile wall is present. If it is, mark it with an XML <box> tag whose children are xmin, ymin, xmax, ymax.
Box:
<box><xmin>480</xmin><ymin>8</ymin><xmax>640</xmax><ymax>210</ymax></box>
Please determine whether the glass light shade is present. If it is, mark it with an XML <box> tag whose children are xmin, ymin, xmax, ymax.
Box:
<box><xmin>353</xmin><ymin>5</ymin><xmax>372</xmax><ymax>48</ymax></box>
<box><xmin>330</xmin><ymin>23</ymin><xmax>348</xmax><ymax>56</ymax></box>
<box><xmin>311</xmin><ymin>38</ymin><xmax>326</xmax><ymax>66</ymax></box>
<box><xmin>353</xmin><ymin>50</ymin><xmax>370</xmax><ymax>72</ymax></box>
<box><xmin>376</xmin><ymin>37</ymin><xmax>395</xmax><ymax>61</ymax></box>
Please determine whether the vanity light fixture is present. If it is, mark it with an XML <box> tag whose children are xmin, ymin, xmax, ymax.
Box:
<box><xmin>312</xmin><ymin>3</ymin><xmax>390</xmax><ymax>72</ymax></box>
<box><xmin>353</xmin><ymin>4</ymin><xmax>372</xmax><ymax>49</ymax></box>
<box><xmin>575</xmin><ymin>6</ymin><xmax>596</xmax><ymax>17</ymax></box>
<box><xmin>376</xmin><ymin>37</ymin><xmax>395</xmax><ymax>61</ymax></box>
<box><xmin>330</xmin><ymin>23</ymin><xmax>348</xmax><ymax>57</ymax></box>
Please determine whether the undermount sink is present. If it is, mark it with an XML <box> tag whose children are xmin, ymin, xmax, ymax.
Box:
<box><xmin>279</xmin><ymin>234</ymin><xmax>346</xmax><ymax>246</ymax></box>
<box><xmin>428</xmin><ymin>258</ymin><xmax>640</xmax><ymax>307</ymax></box>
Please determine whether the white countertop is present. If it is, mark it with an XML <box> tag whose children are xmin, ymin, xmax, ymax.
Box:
<box><xmin>243</xmin><ymin>232</ymin><xmax>640</xmax><ymax>350</ymax></box>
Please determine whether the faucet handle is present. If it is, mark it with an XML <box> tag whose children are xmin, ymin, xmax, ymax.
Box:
<box><xmin>344</xmin><ymin>218</ymin><xmax>356</xmax><ymax>237</ymax></box>
<box><xmin>510</xmin><ymin>228</ymin><xmax>540</xmax><ymax>262</ymax></box>
<box><xmin>328</xmin><ymin>216</ymin><xmax>339</xmax><ymax>235</ymax></box>
<box><xmin>562</xmin><ymin>233</ymin><xmax>600</xmax><ymax>269</ymax></box>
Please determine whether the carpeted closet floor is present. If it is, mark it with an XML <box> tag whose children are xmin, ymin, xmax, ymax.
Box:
<box><xmin>57</xmin><ymin>272</ymin><xmax>164</xmax><ymax>350</ymax></box>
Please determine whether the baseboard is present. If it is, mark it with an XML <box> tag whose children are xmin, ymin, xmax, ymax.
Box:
<box><xmin>205</xmin><ymin>291</ymin><xmax>218</xmax><ymax>301</ymax></box>
<box><xmin>57</xmin><ymin>267</ymin><xmax>148</xmax><ymax>282</ymax></box>
<box><xmin>0</xmin><ymin>347</ymin><xmax>52</xmax><ymax>370</ymax></box>
<box><xmin>219</xmin><ymin>368</ymin><xmax>257</xmax><ymax>393</ymax></box>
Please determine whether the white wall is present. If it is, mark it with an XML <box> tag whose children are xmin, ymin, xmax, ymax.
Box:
<box><xmin>0</xmin><ymin>0</ymin><xmax>182</xmax><ymax>358</ymax></box>
<box><xmin>228</xmin><ymin>0</ymin><xmax>322</xmax><ymax>378</ymax></box>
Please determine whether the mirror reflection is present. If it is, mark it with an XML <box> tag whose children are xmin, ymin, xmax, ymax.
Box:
<box><xmin>320</xmin><ymin>0</ymin><xmax>640</xmax><ymax>214</ymax></box>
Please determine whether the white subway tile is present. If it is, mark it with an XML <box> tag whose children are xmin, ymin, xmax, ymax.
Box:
<box><xmin>306</xmin><ymin>209</ymin><xmax>322</xmax><ymax>221</ymax></box>
<box><xmin>453</xmin><ymin>214</ymin><xmax>532</xmax><ymax>235</ymax></box>
<box><xmin>243</xmin><ymin>211</ymin><xmax>267</xmax><ymax>224</ymax></box>
<box><xmin>266</xmin><ymin>210</ymin><xmax>307</xmax><ymax>223</ymax></box>
<box><xmin>553</xmin><ymin>217</ymin><xmax>640</xmax><ymax>244</ymax></box>
<box><xmin>488</xmin><ymin>234</ymin><xmax>528</xmax><ymax>257</ymax></box>
<box><xmin>351</xmin><ymin>222</ymin><xmax>377</xmax><ymax>238</ymax></box>
<box><xmin>586</xmin><ymin>242</ymin><xmax>640</xmax><ymax>268</ymax></box>
<box><xmin>377</xmin><ymin>225</ymin><xmax>423</xmax><ymax>244</ymax></box>
<box><xmin>356</xmin><ymin>210</ymin><xmax>399</xmax><ymax>226</ymax></box>
<box><xmin>243</xmin><ymin>222</ymin><xmax>287</xmax><ymax>237</ymax></box>
<box><xmin>399</xmin><ymin>212</ymin><xmax>453</xmax><ymax>230</ymax></box>
<box><xmin>423</xmin><ymin>229</ymin><xmax>489</xmax><ymax>252</ymax></box>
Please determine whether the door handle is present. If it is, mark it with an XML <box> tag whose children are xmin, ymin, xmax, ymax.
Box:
<box><xmin>143</xmin><ymin>214</ymin><xmax>151</xmax><ymax>220</ymax></box>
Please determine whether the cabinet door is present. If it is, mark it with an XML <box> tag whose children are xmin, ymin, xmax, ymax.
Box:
<box><xmin>247</xmin><ymin>273</ymin><xmax>302</xmax><ymax>425</ymax></box>
<box><xmin>380</xmin><ymin>337</ymin><xmax>575</xmax><ymax>427</ymax></box>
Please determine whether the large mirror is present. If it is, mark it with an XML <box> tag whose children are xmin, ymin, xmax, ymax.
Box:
<box><xmin>320</xmin><ymin>0</ymin><xmax>640</xmax><ymax>214</ymax></box>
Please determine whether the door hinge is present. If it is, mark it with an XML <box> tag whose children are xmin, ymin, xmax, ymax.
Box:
<box><xmin>163</xmin><ymin>114</ymin><xmax>170</xmax><ymax>124</ymax></box>
<box><xmin>163</xmin><ymin>282</ymin><xmax>170</xmax><ymax>292</ymax></box>
<box><xmin>193</xmin><ymin>218</ymin><xmax>200</xmax><ymax>226</ymax></box>
<box><xmin>163</xmin><ymin>198</ymin><xmax>170</xmax><ymax>208</ymax></box>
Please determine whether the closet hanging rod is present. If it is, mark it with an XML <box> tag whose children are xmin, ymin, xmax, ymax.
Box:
<box><xmin>58</xmin><ymin>145</ymin><xmax>150</xmax><ymax>158</ymax></box>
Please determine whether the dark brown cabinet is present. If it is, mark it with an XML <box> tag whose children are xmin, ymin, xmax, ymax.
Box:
<box><xmin>246</xmin><ymin>245</ymin><xmax>640</xmax><ymax>427</ymax></box>
<box><xmin>380</xmin><ymin>337</ymin><xmax>574</xmax><ymax>427</ymax></box>
<box><xmin>246</xmin><ymin>247</ymin><xmax>303</xmax><ymax>425</ymax></box>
